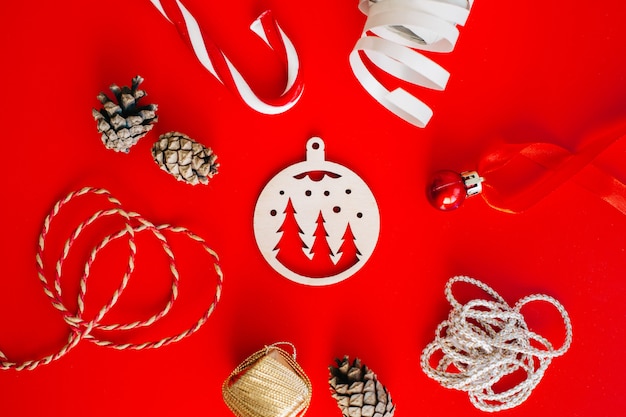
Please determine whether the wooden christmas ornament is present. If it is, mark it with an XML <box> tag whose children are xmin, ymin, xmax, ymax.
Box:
<box><xmin>329</xmin><ymin>356</ymin><xmax>395</xmax><ymax>417</ymax></box>
<box><xmin>253</xmin><ymin>137</ymin><xmax>380</xmax><ymax>286</ymax></box>
<box><xmin>222</xmin><ymin>343</ymin><xmax>312</xmax><ymax>417</ymax></box>
<box><xmin>92</xmin><ymin>75</ymin><xmax>158</xmax><ymax>153</ymax></box>
<box><xmin>152</xmin><ymin>131</ymin><xmax>219</xmax><ymax>185</ymax></box>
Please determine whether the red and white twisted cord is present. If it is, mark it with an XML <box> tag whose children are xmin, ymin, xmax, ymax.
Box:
<box><xmin>421</xmin><ymin>276</ymin><xmax>572</xmax><ymax>412</ymax></box>
<box><xmin>351</xmin><ymin>0</ymin><xmax>474</xmax><ymax>127</ymax></box>
<box><xmin>149</xmin><ymin>0</ymin><xmax>303</xmax><ymax>114</ymax></box>
<box><xmin>1</xmin><ymin>187</ymin><xmax>223</xmax><ymax>371</ymax></box>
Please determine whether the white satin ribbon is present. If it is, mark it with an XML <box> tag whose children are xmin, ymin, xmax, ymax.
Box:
<box><xmin>150</xmin><ymin>0</ymin><xmax>303</xmax><ymax>115</ymax></box>
<box><xmin>351</xmin><ymin>0</ymin><xmax>474</xmax><ymax>127</ymax></box>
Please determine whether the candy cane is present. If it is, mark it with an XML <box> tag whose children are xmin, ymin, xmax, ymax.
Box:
<box><xmin>351</xmin><ymin>0</ymin><xmax>474</xmax><ymax>127</ymax></box>
<box><xmin>150</xmin><ymin>0</ymin><xmax>303</xmax><ymax>114</ymax></box>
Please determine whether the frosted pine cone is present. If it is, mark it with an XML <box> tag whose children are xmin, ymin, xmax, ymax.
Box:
<box><xmin>329</xmin><ymin>356</ymin><xmax>395</xmax><ymax>417</ymax></box>
<box><xmin>152</xmin><ymin>132</ymin><xmax>219</xmax><ymax>185</ymax></box>
<box><xmin>92</xmin><ymin>75</ymin><xmax>158</xmax><ymax>153</ymax></box>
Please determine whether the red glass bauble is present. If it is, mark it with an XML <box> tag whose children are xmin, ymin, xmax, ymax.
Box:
<box><xmin>427</xmin><ymin>170</ymin><xmax>467</xmax><ymax>211</ymax></box>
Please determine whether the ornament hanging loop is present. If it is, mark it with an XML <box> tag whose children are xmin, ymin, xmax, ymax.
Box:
<box><xmin>306</xmin><ymin>137</ymin><xmax>325</xmax><ymax>163</ymax></box>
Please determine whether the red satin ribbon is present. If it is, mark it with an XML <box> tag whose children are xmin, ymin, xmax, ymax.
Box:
<box><xmin>478</xmin><ymin>125</ymin><xmax>626</xmax><ymax>214</ymax></box>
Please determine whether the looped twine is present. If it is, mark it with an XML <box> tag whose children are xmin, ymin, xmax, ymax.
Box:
<box><xmin>421</xmin><ymin>276</ymin><xmax>572</xmax><ymax>412</ymax></box>
<box><xmin>0</xmin><ymin>187</ymin><xmax>223</xmax><ymax>371</ymax></box>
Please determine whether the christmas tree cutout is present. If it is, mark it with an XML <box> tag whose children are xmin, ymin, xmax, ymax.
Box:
<box><xmin>273</xmin><ymin>200</ymin><xmax>362</xmax><ymax>278</ymax></box>
<box><xmin>335</xmin><ymin>223</ymin><xmax>361</xmax><ymax>272</ymax></box>
<box><xmin>274</xmin><ymin>198</ymin><xmax>310</xmax><ymax>272</ymax></box>
<box><xmin>308</xmin><ymin>211</ymin><xmax>336</xmax><ymax>277</ymax></box>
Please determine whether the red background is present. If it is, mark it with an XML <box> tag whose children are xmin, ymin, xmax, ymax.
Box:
<box><xmin>1</xmin><ymin>1</ymin><xmax>625</xmax><ymax>416</ymax></box>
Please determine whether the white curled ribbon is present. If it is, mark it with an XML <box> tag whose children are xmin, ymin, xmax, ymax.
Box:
<box><xmin>351</xmin><ymin>0</ymin><xmax>474</xmax><ymax>127</ymax></box>
<box><xmin>149</xmin><ymin>0</ymin><xmax>303</xmax><ymax>114</ymax></box>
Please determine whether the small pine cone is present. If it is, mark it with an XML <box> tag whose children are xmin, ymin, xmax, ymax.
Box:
<box><xmin>329</xmin><ymin>356</ymin><xmax>395</xmax><ymax>417</ymax></box>
<box><xmin>152</xmin><ymin>132</ymin><xmax>219</xmax><ymax>185</ymax></box>
<box><xmin>92</xmin><ymin>75</ymin><xmax>158</xmax><ymax>153</ymax></box>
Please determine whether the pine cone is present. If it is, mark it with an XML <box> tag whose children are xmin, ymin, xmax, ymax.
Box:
<box><xmin>92</xmin><ymin>75</ymin><xmax>158</xmax><ymax>153</ymax></box>
<box><xmin>329</xmin><ymin>356</ymin><xmax>395</xmax><ymax>417</ymax></box>
<box><xmin>152</xmin><ymin>132</ymin><xmax>219</xmax><ymax>185</ymax></box>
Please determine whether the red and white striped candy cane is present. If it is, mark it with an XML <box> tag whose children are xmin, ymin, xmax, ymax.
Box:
<box><xmin>150</xmin><ymin>0</ymin><xmax>303</xmax><ymax>114</ymax></box>
<box><xmin>350</xmin><ymin>0</ymin><xmax>474</xmax><ymax>127</ymax></box>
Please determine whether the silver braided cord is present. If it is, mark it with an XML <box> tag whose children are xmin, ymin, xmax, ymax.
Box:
<box><xmin>421</xmin><ymin>276</ymin><xmax>573</xmax><ymax>412</ymax></box>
